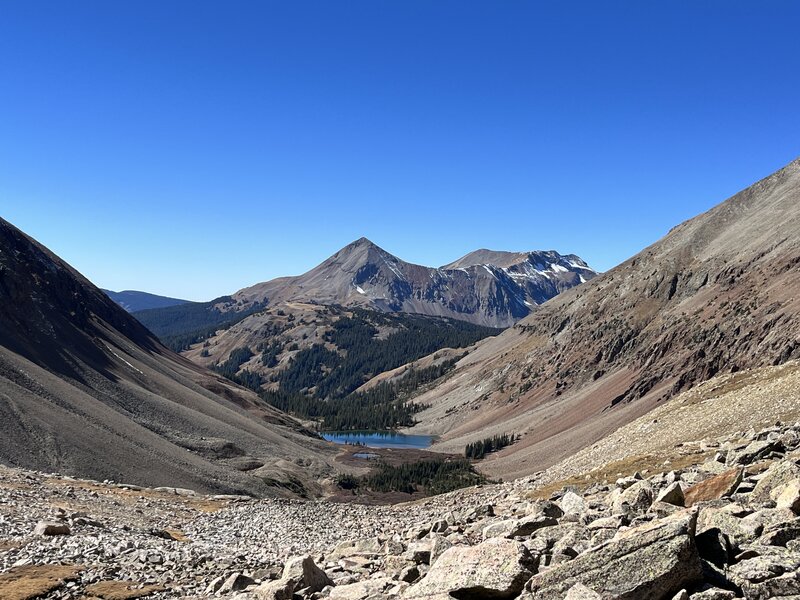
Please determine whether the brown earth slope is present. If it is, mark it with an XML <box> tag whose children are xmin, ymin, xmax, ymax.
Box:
<box><xmin>408</xmin><ymin>157</ymin><xmax>800</xmax><ymax>479</ymax></box>
<box><xmin>0</xmin><ymin>218</ymin><xmax>334</xmax><ymax>497</ymax></box>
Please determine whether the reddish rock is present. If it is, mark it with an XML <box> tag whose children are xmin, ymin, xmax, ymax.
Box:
<box><xmin>684</xmin><ymin>468</ymin><xmax>743</xmax><ymax>507</ymax></box>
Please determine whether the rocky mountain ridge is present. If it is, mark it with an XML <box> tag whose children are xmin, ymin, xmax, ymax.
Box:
<box><xmin>230</xmin><ymin>238</ymin><xmax>597</xmax><ymax>328</ymax></box>
<box><xmin>0</xmin><ymin>217</ymin><xmax>334</xmax><ymax>497</ymax></box>
<box><xmin>102</xmin><ymin>289</ymin><xmax>190</xmax><ymax>313</ymax></box>
<box><xmin>405</xmin><ymin>157</ymin><xmax>800</xmax><ymax>480</ymax></box>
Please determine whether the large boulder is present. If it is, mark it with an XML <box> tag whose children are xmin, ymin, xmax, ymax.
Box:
<box><xmin>773</xmin><ymin>479</ymin><xmax>800</xmax><ymax>513</ymax></box>
<box><xmin>525</xmin><ymin>510</ymin><xmax>703</xmax><ymax>600</ymax></box>
<box><xmin>612</xmin><ymin>480</ymin><xmax>654</xmax><ymax>515</ymax></box>
<box><xmin>750</xmin><ymin>461</ymin><xmax>800</xmax><ymax>503</ymax></box>
<box><xmin>733</xmin><ymin>441</ymin><xmax>777</xmax><ymax>465</ymax></box>
<box><xmin>559</xmin><ymin>491</ymin><xmax>588</xmax><ymax>518</ymax></box>
<box><xmin>656</xmin><ymin>482</ymin><xmax>686</xmax><ymax>507</ymax></box>
<box><xmin>564</xmin><ymin>583</ymin><xmax>603</xmax><ymax>599</ymax></box>
<box><xmin>253</xmin><ymin>578</ymin><xmax>295</xmax><ymax>600</ymax></box>
<box><xmin>218</xmin><ymin>573</ymin><xmax>255</xmax><ymax>594</ymax></box>
<box><xmin>282</xmin><ymin>555</ymin><xmax>333</xmax><ymax>593</ymax></box>
<box><xmin>483</xmin><ymin>515</ymin><xmax>558</xmax><ymax>540</ymax></box>
<box><xmin>33</xmin><ymin>521</ymin><xmax>70</xmax><ymax>536</ymax></box>
<box><xmin>728</xmin><ymin>548</ymin><xmax>800</xmax><ymax>599</ymax></box>
<box><xmin>403</xmin><ymin>538</ymin><xmax>537</xmax><ymax>599</ymax></box>
<box><xmin>330</xmin><ymin>577</ymin><xmax>393</xmax><ymax>599</ymax></box>
<box><xmin>697</xmin><ymin>505</ymin><xmax>762</xmax><ymax>551</ymax></box>
<box><xmin>684</xmin><ymin>468</ymin><xmax>743</xmax><ymax>507</ymax></box>
<box><xmin>329</xmin><ymin>538</ymin><xmax>383</xmax><ymax>560</ymax></box>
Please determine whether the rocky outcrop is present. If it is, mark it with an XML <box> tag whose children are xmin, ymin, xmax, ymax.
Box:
<box><xmin>4</xmin><ymin>421</ymin><xmax>800</xmax><ymax>600</ymax></box>
<box><xmin>406</xmin><ymin>158</ymin><xmax>800</xmax><ymax>481</ymax></box>
<box><xmin>403</xmin><ymin>538</ymin><xmax>537</xmax><ymax>599</ymax></box>
<box><xmin>525</xmin><ymin>510</ymin><xmax>702</xmax><ymax>600</ymax></box>
<box><xmin>230</xmin><ymin>239</ymin><xmax>597</xmax><ymax>328</ymax></box>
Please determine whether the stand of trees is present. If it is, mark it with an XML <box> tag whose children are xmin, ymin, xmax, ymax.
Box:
<box><xmin>465</xmin><ymin>433</ymin><xmax>519</xmax><ymax>459</ymax></box>
<box><xmin>337</xmin><ymin>458</ymin><xmax>486</xmax><ymax>495</ymax></box>
<box><xmin>190</xmin><ymin>308</ymin><xmax>501</xmax><ymax>431</ymax></box>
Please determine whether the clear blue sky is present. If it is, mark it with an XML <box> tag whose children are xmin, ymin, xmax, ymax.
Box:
<box><xmin>2</xmin><ymin>2</ymin><xmax>799</xmax><ymax>301</ymax></box>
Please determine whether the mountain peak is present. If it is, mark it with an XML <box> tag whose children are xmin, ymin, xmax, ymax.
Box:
<box><xmin>334</xmin><ymin>237</ymin><xmax>398</xmax><ymax>263</ymax></box>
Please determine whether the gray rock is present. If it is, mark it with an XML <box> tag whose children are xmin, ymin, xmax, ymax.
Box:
<box><xmin>534</xmin><ymin>500</ymin><xmax>566</xmax><ymax>519</ymax></box>
<box><xmin>330</xmin><ymin>577</ymin><xmax>393</xmax><ymax>599</ymax></box>
<box><xmin>657</xmin><ymin>482</ymin><xmax>686</xmax><ymax>507</ymax></box>
<box><xmin>465</xmin><ymin>504</ymin><xmax>494</xmax><ymax>521</ymax></box>
<box><xmin>253</xmin><ymin>578</ymin><xmax>295</xmax><ymax>600</ymax></box>
<box><xmin>697</xmin><ymin>507</ymin><xmax>762</xmax><ymax>551</ymax></box>
<box><xmin>33</xmin><ymin>521</ymin><xmax>70</xmax><ymax>536</ymax></box>
<box><xmin>773</xmin><ymin>479</ymin><xmax>800</xmax><ymax>513</ymax></box>
<box><xmin>734</xmin><ymin>441</ymin><xmax>776</xmax><ymax>465</ymax></box>
<box><xmin>219</xmin><ymin>572</ymin><xmax>256</xmax><ymax>594</ymax></box>
<box><xmin>688</xmin><ymin>587</ymin><xmax>736</xmax><ymax>599</ymax></box>
<box><xmin>430</xmin><ymin>519</ymin><xmax>448</xmax><ymax>533</ymax></box>
<box><xmin>758</xmin><ymin>518</ymin><xmax>800</xmax><ymax>547</ymax></box>
<box><xmin>405</xmin><ymin>539</ymin><xmax>433</xmax><ymax>564</ymax></box>
<box><xmin>751</xmin><ymin>461</ymin><xmax>800</xmax><ymax>503</ymax></box>
<box><xmin>587</xmin><ymin>515</ymin><xmax>626</xmax><ymax>530</ymax></box>
<box><xmin>483</xmin><ymin>514</ymin><xmax>558</xmax><ymax>540</ymax></box>
<box><xmin>153</xmin><ymin>486</ymin><xmax>197</xmax><ymax>496</ymax></box>
<box><xmin>429</xmin><ymin>535</ymin><xmax>452</xmax><ymax>564</ymax></box>
<box><xmin>612</xmin><ymin>480</ymin><xmax>654</xmax><ymax>516</ymax></box>
<box><xmin>559</xmin><ymin>491</ymin><xmax>587</xmax><ymax>517</ymax></box>
<box><xmin>564</xmin><ymin>583</ymin><xmax>603</xmax><ymax>599</ymax></box>
<box><xmin>526</xmin><ymin>509</ymin><xmax>703</xmax><ymax>600</ymax></box>
<box><xmin>205</xmin><ymin>575</ymin><xmax>225</xmax><ymax>595</ymax></box>
<box><xmin>282</xmin><ymin>554</ymin><xmax>333</xmax><ymax>593</ymax></box>
<box><xmin>740</xmin><ymin>571</ymin><xmax>800</xmax><ymax>600</ymax></box>
<box><xmin>616</xmin><ymin>476</ymin><xmax>640</xmax><ymax>489</ymax></box>
<box><xmin>650</xmin><ymin>501</ymin><xmax>685</xmax><ymax>519</ymax></box>
<box><xmin>728</xmin><ymin>550</ymin><xmax>800</xmax><ymax>588</ymax></box>
<box><xmin>403</xmin><ymin>537</ymin><xmax>536</xmax><ymax>599</ymax></box>
<box><xmin>330</xmin><ymin>538</ymin><xmax>383</xmax><ymax>559</ymax></box>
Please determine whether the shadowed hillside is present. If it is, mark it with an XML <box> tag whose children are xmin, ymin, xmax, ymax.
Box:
<box><xmin>0</xmin><ymin>218</ymin><xmax>334</xmax><ymax>497</ymax></box>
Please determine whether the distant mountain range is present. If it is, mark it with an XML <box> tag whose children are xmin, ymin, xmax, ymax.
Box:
<box><xmin>102</xmin><ymin>289</ymin><xmax>189</xmax><ymax>312</ymax></box>
<box><xmin>129</xmin><ymin>239</ymin><xmax>595</xmax><ymax>431</ymax></box>
<box><xmin>232</xmin><ymin>238</ymin><xmax>597</xmax><ymax>328</ymax></box>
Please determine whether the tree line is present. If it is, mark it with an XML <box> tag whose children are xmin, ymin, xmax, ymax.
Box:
<box><xmin>465</xmin><ymin>433</ymin><xmax>519</xmax><ymax>459</ymax></box>
<box><xmin>336</xmin><ymin>458</ymin><xmax>486</xmax><ymax>495</ymax></box>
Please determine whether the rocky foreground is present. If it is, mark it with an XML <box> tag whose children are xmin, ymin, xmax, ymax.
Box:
<box><xmin>5</xmin><ymin>423</ymin><xmax>800</xmax><ymax>599</ymax></box>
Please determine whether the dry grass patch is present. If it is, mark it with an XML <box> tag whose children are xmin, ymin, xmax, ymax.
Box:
<box><xmin>84</xmin><ymin>581</ymin><xmax>164</xmax><ymax>599</ymax></box>
<box><xmin>43</xmin><ymin>477</ymin><xmax>226</xmax><ymax>514</ymax></box>
<box><xmin>0</xmin><ymin>564</ymin><xmax>84</xmax><ymax>600</ymax></box>
<box><xmin>0</xmin><ymin>540</ymin><xmax>22</xmax><ymax>550</ymax></box>
<box><xmin>526</xmin><ymin>451</ymin><xmax>709</xmax><ymax>500</ymax></box>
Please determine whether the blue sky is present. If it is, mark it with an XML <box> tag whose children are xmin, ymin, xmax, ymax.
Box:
<box><xmin>2</xmin><ymin>2</ymin><xmax>799</xmax><ymax>301</ymax></box>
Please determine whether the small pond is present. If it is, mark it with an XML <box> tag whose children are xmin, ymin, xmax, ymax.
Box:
<box><xmin>322</xmin><ymin>431</ymin><xmax>436</xmax><ymax>449</ymax></box>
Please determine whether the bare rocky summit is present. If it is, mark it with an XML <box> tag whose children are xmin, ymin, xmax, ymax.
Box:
<box><xmin>231</xmin><ymin>238</ymin><xmax>597</xmax><ymax>328</ymax></box>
